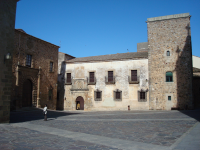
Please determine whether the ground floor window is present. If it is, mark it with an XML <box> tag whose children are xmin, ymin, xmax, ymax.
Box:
<box><xmin>114</xmin><ymin>89</ymin><xmax>122</xmax><ymax>101</ymax></box>
<box><xmin>138</xmin><ymin>90</ymin><xmax>147</xmax><ymax>102</ymax></box>
<box><xmin>94</xmin><ymin>89</ymin><xmax>102</xmax><ymax>101</ymax></box>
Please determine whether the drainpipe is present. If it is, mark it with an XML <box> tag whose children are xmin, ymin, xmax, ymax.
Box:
<box><xmin>37</xmin><ymin>66</ymin><xmax>41</xmax><ymax>108</ymax></box>
<box><xmin>16</xmin><ymin>65</ymin><xmax>19</xmax><ymax>86</ymax></box>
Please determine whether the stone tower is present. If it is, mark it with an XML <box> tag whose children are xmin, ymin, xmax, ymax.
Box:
<box><xmin>0</xmin><ymin>0</ymin><xmax>19</xmax><ymax>123</ymax></box>
<box><xmin>147</xmin><ymin>13</ymin><xmax>193</xmax><ymax>110</ymax></box>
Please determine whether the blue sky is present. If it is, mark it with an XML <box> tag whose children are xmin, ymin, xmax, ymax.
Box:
<box><xmin>15</xmin><ymin>0</ymin><xmax>200</xmax><ymax>58</ymax></box>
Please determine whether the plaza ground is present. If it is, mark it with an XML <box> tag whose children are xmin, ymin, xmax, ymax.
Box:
<box><xmin>0</xmin><ymin>108</ymin><xmax>200</xmax><ymax>150</ymax></box>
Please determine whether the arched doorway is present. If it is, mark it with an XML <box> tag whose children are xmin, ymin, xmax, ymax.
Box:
<box><xmin>76</xmin><ymin>96</ymin><xmax>84</xmax><ymax>110</ymax></box>
<box><xmin>22</xmin><ymin>79</ymin><xmax>33</xmax><ymax>107</ymax></box>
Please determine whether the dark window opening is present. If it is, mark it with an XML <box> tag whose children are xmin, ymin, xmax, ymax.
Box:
<box><xmin>166</xmin><ymin>72</ymin><xmax>173</xmax><ymax>82</ymax></box>
<box><xmin>131</xmin><ymin>70</ymin><xmax>137</xmax><ymax>81</ymax></box>
<box><xmin>26</xmin><ymin>54</ymin><xmax>32</xmax><ymax>67</ymax></box>
<box><xmin>168</xmin><ymin>96</ymin><xmax>171</xmax><ymax>101</ymax></box>
<box><xmin>94</xmin><ymin>90</ymin><xmax>102</xmax><ymax>101</ymax></box>
<box><xmin>89</xmin><ymin>72</ymin><xmax>95</xmax><ymax>82</ymax></box>
<box><xmin>96</xmin><ymin>92</ymin><xmax>101</xmax><ymax>99</ymax></box>
<box><xmin>116</xmin><ymin>92</ymin><xmax>121</xmax><ymax>99</ymax></box>
<box><xmin>49</xmin><ymin>62</ymin><xmax>53</xmax><ymax>72</ymax></box>
<box><xmin>67</xmin><ymin>73</ymin><xmax>71</xmax><ymax>83</ymax></box>
<box><xmin>140</xmin><ymin>92</ymin><xmax>145</xmax><ymax>99</ymax></box>
<box><xmin>108</xmin><ymin>71</ymin><xmax>113</xmax><ymax>82</ymax></box>
<box><xmin>167</xmin><ymin>51</ymin><xmax>170</xmax><ymax>56</ymax></box>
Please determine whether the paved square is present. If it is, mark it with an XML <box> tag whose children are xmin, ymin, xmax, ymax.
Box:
<box><xmin>0</xmin><ymin>109</ymin><xmax>200</xmax><ymax>150</ymax></box>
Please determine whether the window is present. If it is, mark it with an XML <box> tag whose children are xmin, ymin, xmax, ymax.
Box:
<box><xmin>26</xmin><ymin>54</ymin><xmax>32</xmax><ymax>67</ymax></box>
<box><xmin>116</xmin><ymin>92</ymin><xmax>121</xmax><ymax>99</ymax></box>
<box><xmin>168</xmin><ymin>96</ymin><xmax>171</xmax><ymax>101</ymax></box>
<box><xmin>167</xmin><ymin>51</ymin><xmax>170</xmax><ymax>56</ymax></box>
<box><xmin>66</xmin><ymin>73</ymin><xmax>71</xmax><ymax>84</ymax></box>
<box><xmin>131</xmin><ymin>70</ymin><xmax>137</xmax><ymax>81</ymax></box>
<box><xmin>138</xmin><ymin>90</ymin><xmax>147</xmax><ymax>102</ymax></box>
<box><xmin>140</xmin><ymin>92</ymin><xmax>145</xmax><ymax>99</ymax></box>
<box><xmin>114</xmin><ymin>89</ymin><xmax>122</xmax><ymax>101</ymax></box>
<box><xmin>166</xmin><ymin>72</ymin><xmax>173</xmax><ymax>82</ymax></box>
<box><xmin>89</xmin><ymin>72</ymin><xmax>95</xmax><ymax>83</ymax></box>
<box><xmin>49</xmin><ymin>89</ymin><xmax>53</xmax><ymax>100</ymax></box>
<box><xmin>94</xmin><ymin>89</ymin><xmax>102</xmax><ymax>101</ymax></box>
<box><xmin>108</xmin><ymin>71</ymin><xmax>113</xmax><ymax>82</ymax></box>
<box><xmin>49</xmin><ymin>62</ymin><xmax>53</xmax><ymax>72</ymax></box>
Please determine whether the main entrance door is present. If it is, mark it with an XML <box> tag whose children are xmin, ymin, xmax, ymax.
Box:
<box><xmin>22</xmin><ymin>79</ymin><xmax>32</xmax><ymax>107</ymax></box>
<box><xmin>76</xmin><ymin>96</ymin><xmax>84</xmax><ymax>110</ymax></box>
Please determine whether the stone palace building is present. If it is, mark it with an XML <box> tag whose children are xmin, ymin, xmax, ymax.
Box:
<box><xmin>58</xmin><ymin>13</ymin><xmax>199</xmax><ymax>111</ymax></box>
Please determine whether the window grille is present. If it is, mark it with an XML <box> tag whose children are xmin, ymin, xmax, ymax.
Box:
<box><xmin>108</xmin><ymin>71</ymin><xmax>113</xmax><ymax>82</ymax></box>
<box><xmin>89</xmin><ymin>72</ymin><xmax>95</xmax><ymax>83</ymax></box>
<box><xmin>66</xmin><ymin>73</ymin><xmax>71</xmax><ymax>83</ymax></box>
<box><xmin>26</xmin><ymin>54</ymin><xmax>32</xmax><ymax>67</ymax></box>
<box><xmin>131</xmin><ymin>70</ymin><xmax>137</xmax><ymax>81</ymax></box>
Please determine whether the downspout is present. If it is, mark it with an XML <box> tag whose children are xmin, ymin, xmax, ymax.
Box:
<box><xmin>37</xmin><ymin>66</ymin><xmax>41</xmax><ymax>108</ymax></box>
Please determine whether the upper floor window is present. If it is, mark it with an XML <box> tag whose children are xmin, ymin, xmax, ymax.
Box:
<box><xmin>26</xmin><ymin>54</ymin><xmax>32</xmax><ymax>67</ymax></box>
<box><xmin>49</xmin><ymin>62</ymin><xmax>53</xmax><ymax>72</ymax></box>
<box><xmin>66</xmin><ymin>73</ymin><xmax>71</xmax><ymax>84</ymax></box>
<box><xmin>89</xmin><ymin>72</ymin><xmax>95</xmax><ymax>83</ymax></box>
<box><xmin>131</xmin><ymin>70</ymin><xmax>137</xmax><ymax>81</ymax></box>
<box><xmin>167</xmin><ymin>51</ymin><xmax>170</xmax><ymax>56</ymax></box>
<box><xmin>108</xmin><ymin>71</ymin><xmax>113</xmax><ymax>82</ymax></box>
<box><xmin>166</xmin><ymin>72</ymin><xmax>173</xmax><ymax>82</ymax></box>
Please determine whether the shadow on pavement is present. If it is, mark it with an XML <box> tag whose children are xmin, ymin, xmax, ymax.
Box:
<box><xmin>10</xmin><ymin>108</ymin><xmax>81</xmax><ymax>123</ymax></box>
<box><xmin>178</xmin><ymin>109</ymin><xmax>200</xmax><ymax>122</ymax></box>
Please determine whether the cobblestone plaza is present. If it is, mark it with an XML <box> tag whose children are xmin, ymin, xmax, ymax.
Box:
<box><xmin>0</xmin><ymin>109</ymin><xmax>200</xmax><ymax>150</ymax></box>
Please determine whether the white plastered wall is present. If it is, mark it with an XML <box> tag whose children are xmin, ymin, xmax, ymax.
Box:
<box><xmin>64</xmin><ymin>59</ymin><xmax>149</xmax><ymax>111</ymax></box>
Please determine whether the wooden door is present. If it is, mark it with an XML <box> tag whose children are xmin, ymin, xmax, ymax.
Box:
<box><xmin>22</xmin><ymin>79</ymin><xmax>32</xmax><ymax>107</ymax></box>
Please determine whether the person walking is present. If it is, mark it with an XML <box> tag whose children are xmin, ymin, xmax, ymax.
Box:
<box><xmin>43</xmin><ymin>104</ymin><xmax>47</xmax><ymax>121</ymax></box>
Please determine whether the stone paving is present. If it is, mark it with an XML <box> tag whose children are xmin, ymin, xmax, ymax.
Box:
<box><xmin>0</xmin><ymin>109</ymin><xmax>199</xmax><ymax>150</ymax></box>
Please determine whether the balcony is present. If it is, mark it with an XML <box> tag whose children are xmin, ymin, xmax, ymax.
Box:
<box><xmin>65</xmin><ymin>77</ymin><xmax>72</xmax><ymax>85</ymax></box>
<box><xmin>105</xmin><ymin>76</ymin><xmax>115</xmax><ymax>84</ymax></box>
<box><xmin>87</xmin><ymin>77</ymin><xmax>96</xmax><ymax>85</ymax></box>
<box><xmin>128</xmin><ymin>76</ymin><xmax>139</xmax><ymax>84</ymax></box>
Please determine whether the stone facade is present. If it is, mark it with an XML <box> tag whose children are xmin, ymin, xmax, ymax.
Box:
<box><xmin>0</xmin><ymin>0</ymin><xmax>18</xmax><ymax>123</ymax></box>
<box><xmin>57</xmin><ymin>52</ymin><xmax>75</xmax><ymax>110</ymax></box>
<box><xmin>63</xmin><ymin>55</ymin><xmax>149</xmax><ymax>111</ymax></box>
<box><xmin>60</xmin><ymin>13</ymin><xmax>195</xmax><ymax>111</ymax></box>
<box><xmin>147</xmin><ymin>13</ymin><xmax>193</xmax><ymax>110</ymax></box>
<box><xmin>10</xmin><ymin>29</ymin><xmax>59</xmax><ymax>110</ymax></box>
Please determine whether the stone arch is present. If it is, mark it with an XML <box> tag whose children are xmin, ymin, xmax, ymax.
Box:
<box><xmin>19</xmin><ymin>75</ymin><xmax>38</xmax><ymax>107</ymax></box>
<box><xmin>76</xmin><ymin>96</ymin><xmax>84</xmax><ymax>110</ymax></box>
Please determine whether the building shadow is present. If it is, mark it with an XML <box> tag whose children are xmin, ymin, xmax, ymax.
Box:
<box><xmin>175</xmin><ymin>24</ymin><xmax>193</xmax><ymax>110</ymax></box>
<box><xmin>57</xmin><ymin>61</ymin><xmax>66</xmax><ymax>110</ymax></box>
<box><xmin>175</xmin><ymin>24</ymin><xmax>200</xmax><ymax>121</ymax></box>
<box><xmin>10</xmin><ymin>107</ymin><xmax>80</xmax><ymax>123</ymax></box>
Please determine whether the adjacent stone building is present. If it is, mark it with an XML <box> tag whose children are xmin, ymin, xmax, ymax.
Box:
<box><xmin>10</xmin><ymin>29</ymin><xmax>59</xmax><ymax>110</ymax></box>
<box><xmin>147</xmin><ymin>13</ymin><xmax>193</xmax><ymax>110</ymax></box>
<box><xmin>59</xmin><ymin>13</ymin><xmax>196</xmax><ymax>111</ymax></box>
<box><xmin>57</xmin><ymin>52</ymin><xmax>75</xmax><ymax>110</ymax></box>
<box><xmin>0</xmin><ymin>0</ymin><xmax>19</xmax><ymax>123</ymax></box>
